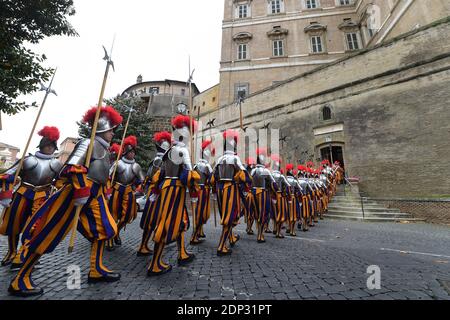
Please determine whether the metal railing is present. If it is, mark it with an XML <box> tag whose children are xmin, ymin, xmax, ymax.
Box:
<box><xmin>343</xmin><ymin>177</ymin><xmax>365</xmax><ymax>220</ymax></box>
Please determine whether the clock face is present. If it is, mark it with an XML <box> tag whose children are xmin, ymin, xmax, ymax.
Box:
<box><xmin>176</xmin><ymin>103</ymin><xmax>188</xmax><ymax>115</ymax></box>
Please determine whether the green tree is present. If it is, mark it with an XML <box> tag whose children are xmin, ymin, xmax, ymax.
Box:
<box><xmin>78</xmin><ymin>96</ymin><xmax>156</xmax><ymax>170</ymax></box>
<box><xmin>0</xmin><ymin>0</ymin><xmax>78</xmax><ymax>115</ymax></box>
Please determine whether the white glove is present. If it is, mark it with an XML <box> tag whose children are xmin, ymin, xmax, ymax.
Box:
<box><xmin>191</xmin><ymin>197</ymin><xmax>198</xmax><ymax>204</ymax></box>
<box><xmin>288</xmin><ymin>200</ymin><xmax>293</xmax><ymax>204</ymax></box>
<box><xmin>211</xmin><ymin>194</ymin><xmax>217</xmax><ymax>201</ymax></box>
<box><xmin>0</xmin><ymin>198</ymin><xmax>12</xmax><ymax>208</ymax></box>
<box><xmin>272</xmin><ymin>199</ymin><xmax>277</xmax><ymax>205</ymax></box>
<box><xmin>74</xmin><ymin>196</ymin><xmax>89</xmax><ymax>207</ymax></box>
<box><xmin>243</xmin><ymin>192</ymin><xmax>248</xmax><ymax>198</ymax></box>
<box><xmin>149</xmin><ymin>193</ymin><xmax>159</xmax><ymax>203</ymax></box>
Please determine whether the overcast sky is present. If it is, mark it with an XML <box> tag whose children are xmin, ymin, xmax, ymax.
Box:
<box><xmin>0</xmin><ymin>0</ymin><xmax>223</xmax><ymax>156</ymax></box>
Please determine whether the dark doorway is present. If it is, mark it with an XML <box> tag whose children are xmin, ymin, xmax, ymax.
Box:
<box><xmin>320</xmin><ymin>145</ymin><xmax>345</xmax><ymax>169</ymax></box>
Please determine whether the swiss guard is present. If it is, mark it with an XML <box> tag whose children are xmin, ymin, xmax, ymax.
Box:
<box><xmin>8</xmin><ymin>106</ymin><xmax>123</xmax><ymax>297</ymax></box>
<box><xmin>190</xmin><ymin>139</ymin><xmax>215</xmax><ymax>245</ymax></box>
<box><xmin>0</xmin><ymin>127</ymin><xmax>62</xmax><ymax>268</ymax></box>
<box><xmin>244</xmin><ymin>157</ymin><xmax>256</xmax><ymax>235</ymax></box>
<box><xmin>250</xmin><ymin>148</ymin><xmax>278</xmax><ymax>243</ymax></box>
<box><xmin>108</xmin><ymin>136</ymin><xmax>145</xmax><ymax>250</ymax></box>
<box><xmin>147</xmin><ymin>115</ymin><xmax>199</xmax><ymax>276</ymax></box>
<box><xmin>270</xmin><ymin>154</ymin><xmax>290</xmax><ymax>239</ymax></box>
<box><xmin>211</xmin><ymin>129</ymin><xmax>250</xmax><ymax>256</ymax></box>
<box><xmin>285</xmin><ymin>164</ymin><xmax>301</xmax><ymax>236</ymax></box>
<box><xmin>138</xmin><ymin>131</ymin><xmax>172</xmax><ymax>256</ymax></box>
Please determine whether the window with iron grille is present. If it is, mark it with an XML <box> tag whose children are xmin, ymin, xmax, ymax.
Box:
<box><xmin>306</xmin><ymin>0</ymin><xmax>318</xmax><ymax>9</ymax></box>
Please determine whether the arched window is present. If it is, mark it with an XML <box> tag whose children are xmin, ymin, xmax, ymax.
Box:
<box><xmin>322</xmin><ymin>106</ymin><xmax>332</xmax><ymax>120</ymax></box>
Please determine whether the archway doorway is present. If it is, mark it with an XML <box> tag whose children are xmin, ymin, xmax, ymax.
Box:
<box><xmin>320</xmin><ymin>145</ymin><xmax>345</xmax><ymax>169</ymax></box>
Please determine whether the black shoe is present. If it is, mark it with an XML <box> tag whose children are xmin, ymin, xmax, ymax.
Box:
<box><xmin>264</xmin><ymin>230</ymin><xmax>272</xmax><ymax>234</ymax></box>
<box><xmin>114</xmin><ymin>237</ymin><xmax>122</xmax><ymax>246</ymax></box>
<box><xmin>217</xmin><ymin>250</ymin><xmax>232</xmax><ymax>256</ymax></box>
<box><xmin>178</xmin><ymin>254</ymin><xmax>195</xmax><ymax>266</ymax></box>
<box><xmin>147</xmin><ymin>265</ymin><xmax>173</xmax><ymax>277</ymax></box>
<box><xmin>8</xmin><ymin>285</ymin><xmax>43</xmax><ymax>297</ymax></box>
<box><xmin>1</xmin><ymin>259</ymin><xmax>12</xmax><ymax>267</ymax></box>
<box><xmin>230</xmin><ymin>235</ymin><xmax>240</xmax><ymax>247</ymax></box>
<box><xmin>190</xmin><ymin>239</ymin><xmax>204</xmax><ymax>246</ymax></box>
<box><xmin>257</xmin><ymin>239</ymin><xmax>266</xmax><ymax>243</ymax></box>
<box><xmin>10</xmin><ymin>263</ymin><xmax>22</xmax><ymax>271</ymax></box>
<box><xmin>247</xmin><ymin>230</ymin><xmax>254</xmax><ymax>235</ymax></box>
<box><xmin>137</xmin><ymin>251</ymin><xmax>153</xmax><ymax>257</ymax></box>
<box><xmin>198</xmin><ymin>234</ymin><xmax>206</xmax><ymax>239</ymax></box>
<box><xmin>88</xmin><ymin>272</ymin><xmax>121</xmax><ymax>283</ymax></box>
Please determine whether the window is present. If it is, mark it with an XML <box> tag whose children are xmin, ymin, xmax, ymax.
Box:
<box><xmin>235</xmin><ymin>83</ymin><xmax>249</xmax><ymax>101</ymax></box>
<box><xmin>238</xmin><ymin>4</ymin><xmax>248</xmax><ymax>18</ymax></box>
<box><xmin>346</xmin><ymin>33</ymin><xmax>359</xmax><ymax>50</ymax></box>
<box><xmin>311</xmin><ymin>36</ymin><xmax>323</xmax><ymax>53</ymax></box>
<box><xmin>339</xmin><ymin>0</ymin><xmax>351</xmax><ymax>5</ymax></box>
<box><xmin>237</xmin><ymin>43</ymin><xmax>248</xmax><ymax>60</ymax></box>
<box><xmin>273</xmin><ymin>40</ymin><xmax>284</xmax><ymax>56</ymax></box>
<box><xmin>305</xmin><ymin>0</ymin><xmax>318</xmax><ymax>9</ymax></box>
<box><xmin>270</xmin><ymin>0</ymin><xmax>282</xmax><ymax>14</ymax></box>
<box><xmin>149</xmin><ymin>87</ymin><xmax>159</xmax><ymax>95</ymax></box>
<box><xmin>322</xmin><ymin>106</ymin><xmax>332</xmax><ymax>120</ymax></box>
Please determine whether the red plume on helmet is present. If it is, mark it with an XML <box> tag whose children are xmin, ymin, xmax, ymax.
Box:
<box><xmin>38</xmin><ymin>126</ymin><xmax>60</xmax><ymax>142</ymax></box>
<box><xmin>223</xmin><ymin>129</ymin><xmax>239</xmax><ymax>142</ymax></box>
<box><xmin>82</xmin><ymin>106</ymin><xmax>123</xmax><ymax>127</ymax></box>
<box><xmin>271</xmin><ymin>154</ymin><xmax>281</xmax><ymax>163</ymax></box>
<box><xmin>109</xmin><ymin>143</ymin><xmax>121</xmax><ymax>156</ymax></box>
<box><xmin>246</xmin><ymin>157</ymin><xmax>256</xmax><ymax>165</ymax></box>
<box><xmin>124</xmin><ymin>136</ymin><xmax>138</xmax><ymax>149</ymax></box>
<box><xmin>256</xmin><ymin>147</ymin><xmax>267</xmax><ymax>156</ymax></box>
<box><xmin>202</xmin><ymin>140</ymin><xmax>213</xmax><ymax>150</ymax></box>
<box><xmin>286</xmin><ymin>164</ymin><xmax>294</xmax><ymax>171</ymax></box>
<box><xmin>171</xmin><ymin>115</ymin><xmax>197</xmax><ymax>132</ymax></box>
<box><xmin>202</xmin><ymin>139</ymin><xmax>216</xmax><ymax>156</ymax></box>
<box><xmin>306</xmin><ymin>161</ymin><xmax>314</xmax><ymax>168</ymax></box>
<box><xmin>298</xmin><ymin>165</ymin><xmax>305</xmax><ymax>171</ymax></box>
<box><xmin>153</xmin><ymin>131</ymin><xmax>172</xmax><ymax>144</ymax></box>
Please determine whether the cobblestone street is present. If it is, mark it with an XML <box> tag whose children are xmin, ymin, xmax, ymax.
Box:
<box><xmin>0</xmin><ymin>215</ymin><xmax>449</xmax><ymax>300</ymax></box>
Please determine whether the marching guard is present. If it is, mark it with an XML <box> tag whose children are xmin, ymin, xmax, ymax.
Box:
<box><xmin>147</xmin><ymin>115</ymin><xmax>199</xmax><ymax>276</ymax></box>
<box><xmin>285</xmin><ymin>164</ymin><xmax>302</xmax><ymax>236</ymax></box>
<box><xmin>249</xmin><ymin>148</ymin><xmax>278</xmax><ymax>243</ymax></box>
<box><xmin>190</xmin><ymin>140</ymin><xmax>214</xmax><ymax>245</ymax></box>
<box><xmin>108</xmin><ymin>136</ymin><xmax>145</xmax><ymax>250</ymax></box>
<box><xmin>0</xmin><ymin>127</ymin><xmax>62</xmax><ymax>268</ymax></box>
<box><xmin>137</xmin><ymin>131</ymin><xmax>172</xmax><ymax>256</ymax></box>
<box><xmin>8</xmin><ymin>106</ymin><xmax>123</xmax><ymax>297</ymax></box>
<box><xmin>211</xmin><ymin>129</ymin><xmax>250</xmax><ymax>256</ymax></box>
<box><xmin>270</xmin><ymin>154</ymin><xmax>291</xmax><ymax>239</ymax></box>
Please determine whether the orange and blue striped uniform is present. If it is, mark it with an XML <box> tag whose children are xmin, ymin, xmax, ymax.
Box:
<box><xmin>138</xmin><ymin>170</ymin><xmax>162</xmax><ymax>255</ymax></box>
<box><xmin>9</xmin><ymin>164</ymin><xmax>118</xmax><ymax>293</ymax></box>
<box><xmin>148</xmin><ymin>168</ymin><xmax>199</xmax><ymax>274</ymax></box>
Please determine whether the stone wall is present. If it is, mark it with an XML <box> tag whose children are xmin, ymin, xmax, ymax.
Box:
<box><xmin>373</xmin><ymin>199</ymin><xmax>450</xmax><ymax>226</ymax></box>
<box><xmin>201</xmin><ymin>17</ymin><xmax>450</xmax><ymax>199</ymax></box>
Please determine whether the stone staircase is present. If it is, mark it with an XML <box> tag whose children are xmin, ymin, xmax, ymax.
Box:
<box><xmin>326</xmin><ymin>184</ymin><xmax>424</xmax><ymax>223</ymax></box>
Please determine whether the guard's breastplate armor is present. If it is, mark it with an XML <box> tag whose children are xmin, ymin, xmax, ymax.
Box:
<box><xmin>67</xmin><ymin>138</ymin><xmax>110</xmax><ymax>185</ymax></box>
<box><xmin>217</xmin><ymin>154</ymin><xmax>237</xmax><ymax>181</ymax></box>
<box><xmin>286</xmin><ymin>176</ymin><xmax>299</xmax><ymax>194</ymax></box>
<box><xmin>164</xmin><ymin>144</ymin><xmax>192</xmax><ymax>179</ymax></box>
<box><xmin>16</xmin><ymin>154</ymin><xmax>62</xmax><ymax>187</ymax></box>
<box><xmin>195</xmin><ymin>160</ymin><xmax>212</xmax><ymax>185</ymax></box>
<box><xmin>251</xmin><ymin>165</ymin><xmax>272</xmax><ymax>189</ymax></box>
<box><xmin>115</xmin><ymin>159</ymin><xmax>143</xmax><ymax>185</ymax></box>
<box><xmin>298</xmin><ymin>178</ymin><xmax>309</xmax><ymax>195</ymax></box>
<box><xmin>272</xmin><ymin>171</ymin><xmax>289</xmax><ymax>193</ymax></box>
